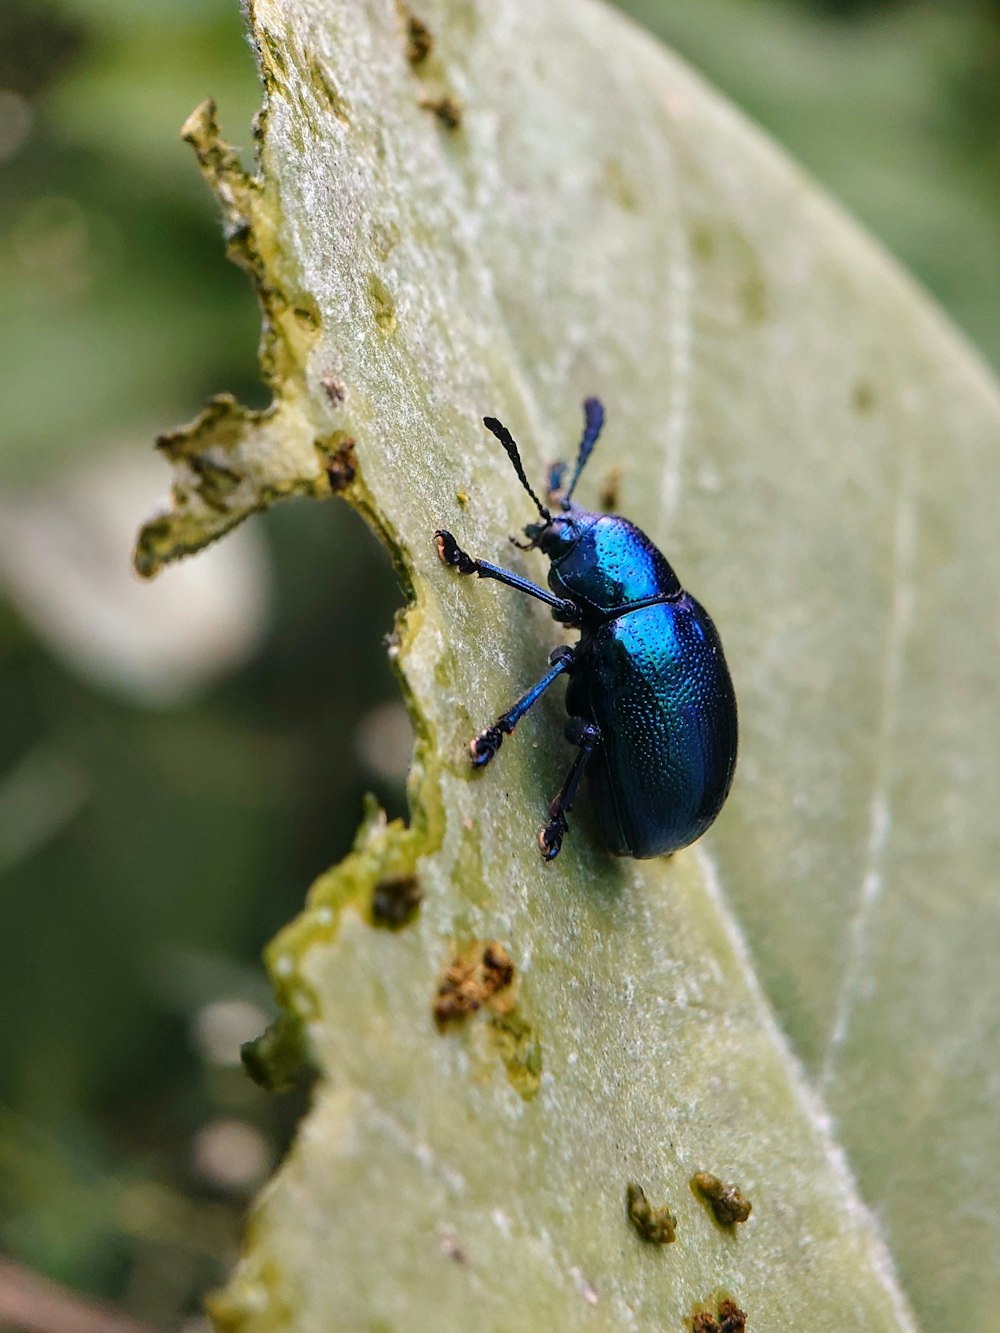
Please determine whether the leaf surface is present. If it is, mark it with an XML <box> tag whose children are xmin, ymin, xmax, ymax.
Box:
<box><xmin>139</xmin><ymin>2</ymin><xmax>1000</xmax><ymax>1328</ymax></box>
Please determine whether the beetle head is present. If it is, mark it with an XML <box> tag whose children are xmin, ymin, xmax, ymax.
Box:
<box><xmin>523</xmin><ymin>510</ymin><xmax>588</xmax><ymax>559</ymax></box>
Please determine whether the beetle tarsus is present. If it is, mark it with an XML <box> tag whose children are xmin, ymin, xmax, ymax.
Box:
<box><xmin>435</xmin><ymin>529</ymin><xmax>477</xmax><ymax>574</ymax></box>
<box><xmin>470</xmin><ymin>725</ymin><xmax>504</xmax><ymax>766</ymax></box>
<box><xmin>539</xmin><ymin>814</ymin><xmax>567</xmax><ymax>859</ymax></box>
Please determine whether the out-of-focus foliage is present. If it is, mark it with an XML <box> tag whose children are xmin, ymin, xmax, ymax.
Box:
<box><xmin>1</xmin><ymin>0</ymin><xmax>999</xmax><ymax>1326</ymax></box>
<box><xmin>633</xmin><ymin>0</ymin><xmax>1000</xmax><ymax>370</ymax></box>
<box><xmin>0</xmin><ymin>0</ymin><xmax>262</xmax><ymax>479</ymax></box>
<box><xmin>0</xmin><ymin>1</ymin><xmax>405</xmax><ymax>1323</ymax></box>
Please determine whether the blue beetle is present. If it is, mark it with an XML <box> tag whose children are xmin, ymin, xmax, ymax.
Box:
<box><xmin>435</xmin><ymin>398</ymin><xmax>737</xmax><ymax>861</ymax></box>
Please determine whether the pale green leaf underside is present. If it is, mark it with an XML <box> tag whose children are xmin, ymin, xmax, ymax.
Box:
<box><xmin>139</xmin><ymin>1</ymin><xmax>1000</xmax><ymax>1329</ymax></box>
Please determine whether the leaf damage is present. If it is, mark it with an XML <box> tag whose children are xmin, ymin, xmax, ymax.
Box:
<box><xmin>133</xmin><ymin>100</ymin><xmax>341</xmax><ymax>579</ymax></box>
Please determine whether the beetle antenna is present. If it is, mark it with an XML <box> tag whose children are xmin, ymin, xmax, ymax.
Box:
<box><xmin>483</xmin><ymin>416</ymin><xmax>551</xmax><ymax>523</ymax></box>
<box><xmin>562</xmin><ymin>397</ymin><xmax>605</xmax><ymax>507</ymax></box>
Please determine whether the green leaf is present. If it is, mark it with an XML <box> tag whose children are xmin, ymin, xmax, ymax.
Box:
<box><xmin>137</xmin><ymin>1</ymin><xmax>1000</xmax><ymax>1328</ymax></box>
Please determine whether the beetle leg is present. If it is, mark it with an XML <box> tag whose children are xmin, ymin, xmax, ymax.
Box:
<box><xmin>435</xmin><ymin>529</ymin><xmax>580</xmax><ymax>625</ymax></box>
<box><xmin>539</xmin><ymin>717</ymin><xmax>601</xmax><ymax>861</ymax></box>
<box><xmin>470</xmin><ymin>646</ymin><xmax>575</xmax><ymax>767</ymax></box>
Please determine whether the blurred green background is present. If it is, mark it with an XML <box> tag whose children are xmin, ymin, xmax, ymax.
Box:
<box><xmin>1</xmin><ymin>0</ymin><xmax>998</xmax><ymax>1326</ymax></box>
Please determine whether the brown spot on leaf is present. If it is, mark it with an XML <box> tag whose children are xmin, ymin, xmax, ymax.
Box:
<box><xmin>434</xmin><ymin>941</ymin><xmax>514</xmax><ymax>1028</ymax></box>
<box><xmin>419</xmin><ymin>93</ymin><xmax>462</xmax><ymax>130</ymax></box>
<box><xmin>325</xmin><ymin>437</ymin><xmax>357</xmax><ymax>491</ymax></box>
<box><xmin>371</xmin><ymin>874</ymin><xmax>423</xmax><ymax>928</ymax></box>
<box><xmin>625</xmin><ymin>1182</ymin><xmax>677</xmax><ymax>1244</ymax></box>
<box><xmin>433</xmin><ymin>942</ymin><xmax>541</xmax><ymax>1097</ymax></box>
<box><xmin>717</xmin><ymin>1300</ymin><xmax>747</xmax><ymax>1332</ymax></box>
<box><xmin>481</xmin><ymin>941</ymin><xmax>515</xmax><ymax>990</ymax></box>
<box><xmin>320</xmin><ymin>374</ymin><xmax>346</xmax><ymax>405</ymax></box>
<box><xmin>691</xmin><ymin>1172</ymin><xmax>752</xmax><ymax>1226</ymax></box>
<box><xmin>405</xmin><ymin>12</ymin><xmax>433</xmax><ymax>65</ymax></box>
<box><xmin>599</xmin><ymin>464</ymin><xmax>622</xmax><ymax>512</ymax></box>
<box><xmin>690</xmin><ymin>1296</ymin><xmax>748</xmax><ymax>1332</ymax></box>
